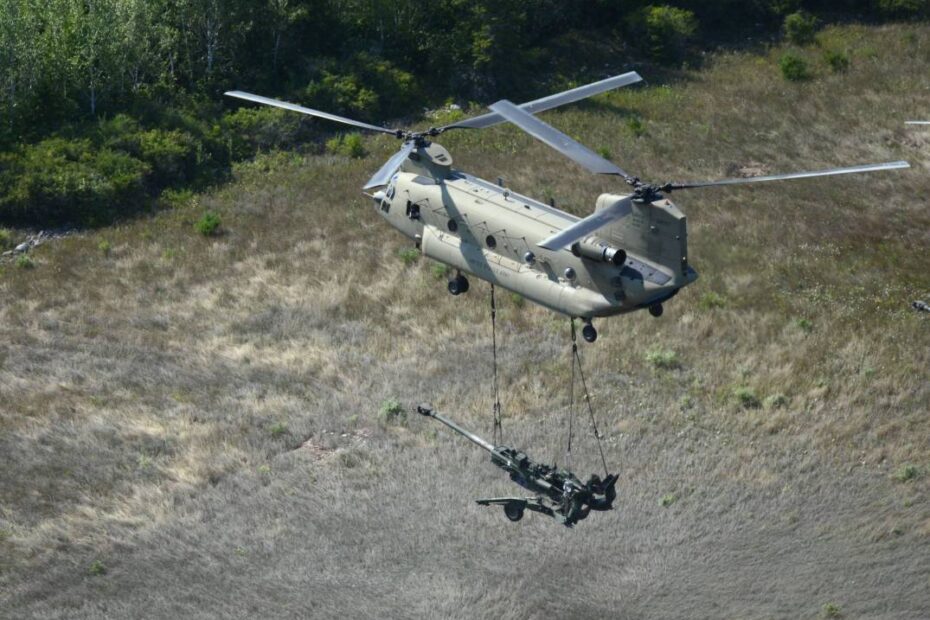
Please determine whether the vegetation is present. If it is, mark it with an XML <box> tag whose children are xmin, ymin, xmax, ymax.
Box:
<box><xmin>780</xmin><ymin>53</ymin><xmax>812</xmax><ymax>81</ymax></box>
<box><xmin>784</xmin><ymin>11</ymin><xmax>820</xmax><ymax>45</ymax></box>
<box><xmin>0</xmin><ymin>14</ymin><xmax>928</xmax><ymax>620</ymax></box>
<box><xmin>1</xmin><ymin>1</ymin><xmax>927</xmax><ymax>227</ymax></box>
<box><xmin>195</xmin><ymin>211</ymin><xmax>222</xmax><ymax>236</ymax></box>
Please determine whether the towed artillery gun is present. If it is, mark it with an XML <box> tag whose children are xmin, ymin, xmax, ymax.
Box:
<box><xmin>417</xmin><ymin>404</ymin><xmax>617</xmax><ymax>527</ymax></box>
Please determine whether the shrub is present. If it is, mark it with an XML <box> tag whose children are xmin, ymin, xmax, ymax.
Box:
<box><xmin>632</xmin><ymin>6</ymin><xmax>698</xmax><ymax>63</ymax></box>
<box><xmin>98</xmin><ymin>240</ymin><xmax>112</xmax><ymax>257</ymax></box>
<box><xmin>699</xmin><ymin>291</ymin><xmax>726</xmax><ymax>310</ymax></box>
<box><xmin>764</xmin><ymin>393</ymin><xmax>789</xmax><ymax>409</ymax></box>
<box><xmin>16</xmin><ymin>254</ymin><xmax>34</xmax><ymax>269</ymax></box>
<box><xmin>398</xmin><ymin>247</ymin><xmax>419</xmax><ymax>266</ymax></box>
<box><xmin>305</xmin><ymin>55</ymin><xmax>420</xmax><ymax>121</ymax></box>
<box><xmin>195</xmin><ymin>211</ymin><xmax>222</xmax><ymax>236</ymax></box>
<box><xmin>0</xmin><ymin>228</ymin><xmax>12</xmax><ymax>249</ymax></box>
<box><xmin>646</xmin><ymin>347</ymin><xmax>680</xmax><ymax>370</ymax></box>
<box><xmin>378</xmin><ymin>399</ymin><xmax>406</xmax><ymax>425</ymax></box>
<box><xmin>733</xmin><ymin>386</ymin><xmax>761</xmax><ymax>409</ymax></box>
<box><xmin>221</xmin><ymin>107</ymin><xmax>310</xmax><ymax>160</ymax></box>
<box><xmin>876</xmin><ymin>0</ymin><xmax>928</xmax><ymax>18</ymax></box>
<box><xmin>660</xmin><ymin>493</ymin><xmax>678</xmax><ymax>507</ymax></box>
<box><xmin>894</xmin><ymin>464</ymin><xmax>920</xmax><ymax>482</ymax></box>
<box><xmin>824</xmin><ymin>49</ymin><xmax>850</xmax><ymax>73</ymax></box>
<box><xmin>784</xmin><ymin>11</ymin><xmax>818</xmax><ymax>45</ymax></box>
<box><xmin>795</xmin><ymin>317</ymin><xmax>813</xmax><ymax>333</ymax></box>
<box><xmin>0</xmin><ymin>138</ymin><xmax>149</xmax><ymax>226</ymax></box>
<box><xmin>89</xmin><ymin>560</ymin><xmax>107</xmax><ymax>576</ymax></box>
<box><xmin>626</xmin><ymin>117</ymin><xmax>646</xmax><ymax>137</ymax></box>
<box><xmin>431</xmin><ymin>262</ymin><xmax>450</xmax><ymax>280</ymax></box>
<box><xmin>780</xmin><ymin>53</ymin><xmax>811</xmax><ymax>81</ymax></box>
<box><xmin>325</xmin><ymin>133</ymin><xmax>366</xmax><ymax>158</ymax></box>
<box><xmin>821</xmin><ymin>602</ymin><xmax>842</xmax><ymax>618</ymax></box>
<box><xmin>269</xmin><ymin>422</ymin><xmax>288</xmax><ymax>438</ymax></box>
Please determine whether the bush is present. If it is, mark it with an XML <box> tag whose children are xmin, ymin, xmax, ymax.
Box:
<box><xmin>646</xmin><ymin>347</ymin><xmax>680</xmax><ymax>370</ymax></box>
<box><xmin>378</xmin><ymin>399</ymin><xmax>406</xmax><ymax>425</ymax></box>
<box><xmin>733</xmin><ymin>386</ymin><xmax>761</xmax><ymax>409</ymax></box>
<box><xmin>824</xmin><ymin>49</ymin><xmax>850</xmax><ymax>72</ymax></box>
<box><xmin>325</xmin><ymin>133</ymin><xmax>366</xmax><ymax>158</ymax></box>
<box><xmin>698</xmin><ymin>291</ymin><xmax>726</xmax><ymax>310</ymax></box>
<box><xmin>764</xmin><ymin>393</ymin><xmax>789</xmax><ymax>409</ymax></box>
<box><xmin>88</xmin><ymin>560</ymin><xmax>107</xmax><ymax>576</ymax></box>
<box><xmin>98</xmin><ymin>240</ymin><xmax>112</xmax><ymax>257</ymax></box>
<box><xmin>431</xmin><ymin>262</ymin><xmax>450</xmax><ymax>280</ymax></box>
<box><xmin>780</xmin><ymin>53</ymin><xmax>811</xmax><ymax>81</ymax></box>
<box><xmin>784</xmin><ymin>11</ymin><xmax>818</xmax><ymax>45</ymax></box>
<box><xmin>195</xmin><ymin>211</ymin><xmax>222</xmax><ymax>236</ymax></box>
<box><xmin>221</xmin><ymin>107</ymin><xmax>310</xmax><ymax>160</ymax></box>
<box><xmin>0</xmin><ymin>138</ymin><xmax>150</xmax><ymax>226</ymax></box>
<box><xmin>626</xmin><ymin>117</ymin><xmax>646</xmax><ymax>137</ymax></box>
<box><xmin>894</xmin><ymin>464</ymin><xmax>920</xmax><ymax>482</ymax></box>
<box><xmin>632</xmin><ymin>5</ymin><xmax>698</xmax><ymax>63</ymax></box>
<box><xmin>0</xmin><ymin>229</ymin><xmax>12</xmax><ymax>249</ymax></box>
<box><xmin>398</xmin><ymin>247</ymin><xmax>419</xmax><ymax>266</ymax></box>
<box><xmin>876</xmin><ymin>0</ymin><xmax>928</xmax><ymax>18</ymax></box>
<box><xmin>16</xmin><ymin>254</ymin><xmax>34</xmax><ymax>269</ymax></box>
<box><xmin>304</xmin><ymin>55</ymin><xmax>420</xmax><ymax>121</ymax></box>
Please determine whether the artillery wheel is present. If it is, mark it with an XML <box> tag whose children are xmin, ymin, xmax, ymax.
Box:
<box><xmin>504</xmin><ymin>501</ymin><xmax>525</xmax><ymax>522</ymax></box>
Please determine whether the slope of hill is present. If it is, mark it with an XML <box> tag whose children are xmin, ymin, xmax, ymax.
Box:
<box><xmin>1</xmin><ymin>23</ymin><xmax>928</xmax><ymax>619</ymax></box>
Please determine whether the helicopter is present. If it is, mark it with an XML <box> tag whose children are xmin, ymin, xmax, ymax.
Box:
<box><xmin>226</xmin><ymin>72</ymin><xmax>909</xmax><ymax>343</ymax></box>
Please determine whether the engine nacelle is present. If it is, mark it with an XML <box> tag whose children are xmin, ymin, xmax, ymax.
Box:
<box><xmin>571</xmin><ymin>237</ymin><xmax>627</xmax><ymax>266</ymax></box>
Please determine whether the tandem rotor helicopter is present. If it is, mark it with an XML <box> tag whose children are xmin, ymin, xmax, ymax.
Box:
<box><xmin>226</xmin><ymin>73</ymin><xmax>909</xmax><ymax>525</ymax></box>
<box><xmin>226</xmin><ymin>71</ymin><xmax>908</xmax><ymax>344</ymax></box>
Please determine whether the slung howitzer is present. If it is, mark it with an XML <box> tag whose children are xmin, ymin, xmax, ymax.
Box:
<box><xmin>417</xmin><ymin>404</ymin><xmax>617</xmax><ymax>526</ymax></box>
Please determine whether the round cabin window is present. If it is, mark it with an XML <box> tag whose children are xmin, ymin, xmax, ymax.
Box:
<box><xmin>485</xmin><ymin>235</ymin><xmax>497</xmax><ymax>249</ymax></box>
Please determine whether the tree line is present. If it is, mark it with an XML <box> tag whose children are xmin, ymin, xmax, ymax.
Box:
<box><xmin>0</xmin><ymin>0</ymin><xmax>925</xmax><ymax>226</ymax></box>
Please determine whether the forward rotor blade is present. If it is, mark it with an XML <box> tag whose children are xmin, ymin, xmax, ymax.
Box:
<box><xmin>363</xmin><ymin>141</ymin><xmax>416</xmax><ymax>190</ymax></box>
<box><xmin>666</xmin><ymin>161</ymin><xmax>910</xmax><ymax>191</ymax></box>
<box><xmin>441</xmin><ymin>72</ymin><xmax>643</xmax><ymax>131</ymax></box>
<box><xmin>225</xmin><ymin>90</ymin><xmax>400</xmax><ymax>136</ymax></box>
<box><xmin>906</xmin><ymin>121</ymin><xmax>930</xmax><ymax>125</ymax></box>
<box><xmin>489</xmin><ymin>99</ymin><xmax>631</xmax><ymax>177</ymax></box>
<box><xmin>538</xmin><ymin>196</ymin><xmax>634</xmax><ymax>251</ymax></box>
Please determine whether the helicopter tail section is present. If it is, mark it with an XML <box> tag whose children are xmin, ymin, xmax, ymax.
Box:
<box><xmin>594</xmin><ymin>193</ymin><xmax>691</xmax><ymax>284</ymax></box>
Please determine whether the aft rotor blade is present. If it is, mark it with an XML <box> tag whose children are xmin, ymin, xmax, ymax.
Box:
<box><xmin>225</xmin><ymin>90</ymin><xmax>400</xmax><ymax>136</ymax></box>
<box><xmin>489</xmin><ymin>99</ymin><xmax>631</xmax><ymax>177</ymax></box>
<box><xmin>906</xmin><ymin>121</ymin><xmax>930</xmax><ymax>125</ymax></box>
<box><xmin>441</xmin><ymin>72</ymin><xmax>643</xmax><ymax>131</ymax></box>
<box><xmin>538</xmin><ymin>197</ymin><xmax>634</xmax><ymax>251</ymax></box>
<box><xmin>665</xmin><ymin>161</ymin><xmax>910</xmax><ymax>191</ymax></box>
<box><xmin>363</xmin><ymin>141</ymin><xmax>416</xmax><ymax>190</ymax></box>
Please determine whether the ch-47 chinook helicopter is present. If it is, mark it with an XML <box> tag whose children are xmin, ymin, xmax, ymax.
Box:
<box><xmin>226</xmin><ymin>72</ymin><xmax>908</xmax><ymax>343</ymax></box>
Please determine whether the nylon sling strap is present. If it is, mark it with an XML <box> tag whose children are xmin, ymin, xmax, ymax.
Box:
<box><xmin>566</xmin><ymin>318</ymin><xmax>609</xmax><ymax>477</ymax></box>
<box><xmin>490</xmin><ymin>284</ymin><xmax>503</xmax><ymax>445</ymax></box>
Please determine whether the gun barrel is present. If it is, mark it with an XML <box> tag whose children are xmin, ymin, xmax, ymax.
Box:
<box><xmin>417</xmin><ymin>404</ymin><xmax>496</xmax><ymax>453</ymax></box>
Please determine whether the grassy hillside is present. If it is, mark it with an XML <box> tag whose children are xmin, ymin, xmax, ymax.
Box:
<box><xmin>2</xmin><ymin>23</ymin><xmax>929</xmax><ymax>619</ymax></box>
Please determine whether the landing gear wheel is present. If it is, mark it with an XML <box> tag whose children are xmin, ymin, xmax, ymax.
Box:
<box><xmin>649</xmin><ymin>303</ymin><xmax>664</xmax><ymax>318</ymax></box>
<box><xmin>447</xmin><ymin>274</ymin><xmax>469</xmax><ymax>296</ymax></box>
<box><xmin>582</xmin><ymin>323</ymin><xmax>598</xmax><ymax>343</ymax></box>
<box><xmin>504</xmin><ymin>501</ymin><xmax>525</xmax><ymax>522</ymax></box>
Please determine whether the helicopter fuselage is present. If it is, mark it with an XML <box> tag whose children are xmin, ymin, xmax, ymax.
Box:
<box><xmin>371</xmin><ymin>142</ymin><xmax>698</xmax><ymax>319</ymax></box>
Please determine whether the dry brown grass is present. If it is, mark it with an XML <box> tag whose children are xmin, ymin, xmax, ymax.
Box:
<box><xmin>1</xmin><ymin>23</ymin><xmax>928</xmax><ymax>619</ymax></box>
